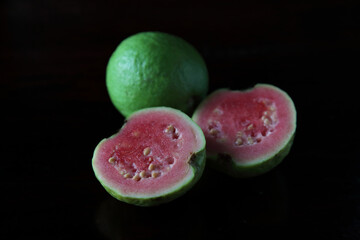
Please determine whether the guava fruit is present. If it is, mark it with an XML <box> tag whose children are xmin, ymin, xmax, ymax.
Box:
<box><xmin>92</xmin><ymin>107</ymin><xmax>206</xmax><ymax>206</ymax></box>
<box><xmin>192</xmin><ymin>84</ymin><xmax>296</xmax><ymax>178</ymax></box>
<box><xmin>106</xmin><ymin>31</ymin><xmax>209</xmax><ymax>117</ymax></box>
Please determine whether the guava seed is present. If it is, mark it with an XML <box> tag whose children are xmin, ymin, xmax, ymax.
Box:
<box><xmin>151</xmin><ymin>171</ymin><xmax>160</xmax><ymax>178</ymax></box>
<box><xmin>209</xmin><ymin>128</ymin><xmax>219</xmax><ymax>136</ymax></box>
<box><xmin>143</xmin><ymin>147</ymin><xmax>151</xmax><ymax>156</ymax></box>
<box><xmin>148</xmin><ymin>163</ymin><xmax>155</xmax><ymax>171</ymax></box>
<box><xmin>133</xmin><ymin>174</ymin><xmax>141</xmax><ymax>181</ymax></box>
<box><xmin>108</xmin><ymin>156</ymin><xmax>116</xmax><ymax>164</ymax></box>
<box><xmin>165</xmin><ymin>125</ymin><xmax>175</xmax><ymax>133</ymax></box>
<box><xmin>263</xmin><ymin>118</ymin><xmax>270</xmax><ymax>126</ymax></box>
<box><xmin>140</xmin><ymin>171</ymin><xmax>146</xmax><ymax>178</ymax></box>
<box><xmin>247</xmin><ymin>137</ymin><xmax>254</xmax><ymax>144</ymax></box>
<box><xmin>235</xmin><ymin>138</ymin><xmax>243</xmax><ymax>146</ymax></box>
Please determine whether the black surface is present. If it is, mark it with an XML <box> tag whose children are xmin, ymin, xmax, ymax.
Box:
<box><xmin>2</xmin><ymin>1</ymin><xmax>360</xmax><ymax>239</ymax></box>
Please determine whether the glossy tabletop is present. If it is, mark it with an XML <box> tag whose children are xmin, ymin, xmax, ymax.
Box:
<box><xmin>2</xmin><ymin>1</ymin><xmax>360</xmax><ymax>239</ymax></box>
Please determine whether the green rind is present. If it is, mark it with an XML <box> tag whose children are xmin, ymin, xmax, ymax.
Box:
<box><xmin>92</xmin><ymin>107</ymin><xmax>206</xmax><ymax>206</ymax></box>
<box><xmin>106</xmin><ymin>31</ymin><xmax>209</xmax><ymax>117</ymax></box>
<box><xmin>207</xmin><ymin>134</ymin><xmax>295</xmax><ymax>178</ymax></box>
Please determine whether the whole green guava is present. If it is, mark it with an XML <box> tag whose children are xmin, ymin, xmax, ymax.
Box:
<box><xmin>106</xmin><ymin>31</ymin><xmax>209</xmax><ymax>117</ymax></box>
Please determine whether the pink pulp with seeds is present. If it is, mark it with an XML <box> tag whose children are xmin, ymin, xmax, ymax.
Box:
<box><xmin>92</xmin><ymin>107</ymin><xmax>206</xmax><ymax>205</ymax></box>
<box><xmin>193</xmin><ymin>84</ymin><xmax>296</xmax><ymax>169</ymax></box>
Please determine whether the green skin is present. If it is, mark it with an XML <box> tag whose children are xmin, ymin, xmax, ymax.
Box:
<box><xmin>106</xmin><ymin>32</ymin><xmax>209</xmax><ymax>117</ymax></box>
<box><xmin>92</xmin><ymin>107</ymin><xmax>206</xmax><ymax>206</ymax></box>
<box><xmin>207</xmin><ymin>135</ymin><xmax>295</xmax><ymax>178</ymax></box>
<box><xmin>192</xmin><ymin>84</ymin><xmax>297</xmax><ymax>178</ymax></box>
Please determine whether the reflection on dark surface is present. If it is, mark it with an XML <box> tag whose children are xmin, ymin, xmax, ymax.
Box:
<box><xmin>95</xmin><ymin>167</ymin><xmax>288</xmax><ymax>239</ymax></box>
<box><xmin>96</xmin><ymin>195</ymin><xmax>206</xmax><ymax>239</ymax></box>
<box><xmin>3</xmin><ymin>0</ymin><xmax>360</xmax><ymax>238</ymax></box>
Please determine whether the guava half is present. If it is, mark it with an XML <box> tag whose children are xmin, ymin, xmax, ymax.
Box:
<box><xmin>192</xmin><ymin>84</ymin><xmax>296</xmax><ymax>177</ymax></box>
<box><xmin>92</xmin><ymin>107</ymin><xmax>206</xmax><ymax>206</ymax></box>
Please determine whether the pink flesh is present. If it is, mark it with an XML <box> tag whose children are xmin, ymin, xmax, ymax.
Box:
<box><xmin>194</xmin><ymin>85</ymin><xmax>295</xmax><ymax>164</ymax></box>
<box><xmin>94</xmin><ymin>109</ymin><xmax>202</xmax><ymax>196</ymax></box>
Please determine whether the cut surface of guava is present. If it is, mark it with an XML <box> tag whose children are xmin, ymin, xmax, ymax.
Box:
<box><xmin>193</xmin><ymin>84</ymin><xmax>296</xmax><ymax>177</ymax></box>
<box><xmin>92</xmin><ymin>107</ymin><xmax>206</xmax><ymax>206</ymax></box>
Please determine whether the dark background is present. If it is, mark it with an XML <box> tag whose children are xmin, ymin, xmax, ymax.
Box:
<box><xmin>1</xmin><ymin>0</ymin><xmax>360</xmax><ymax>239</ymax></box>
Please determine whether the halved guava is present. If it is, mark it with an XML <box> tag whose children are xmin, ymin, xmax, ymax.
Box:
<box><xmin>192</xmin><ymin>84</ymin><xmax>296</xmax><ymax>177</ymax></box>
<box><xmin>92</xmin><ymin>107</ymin><xmax>206</xmax><ymax>206</ymax></box>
